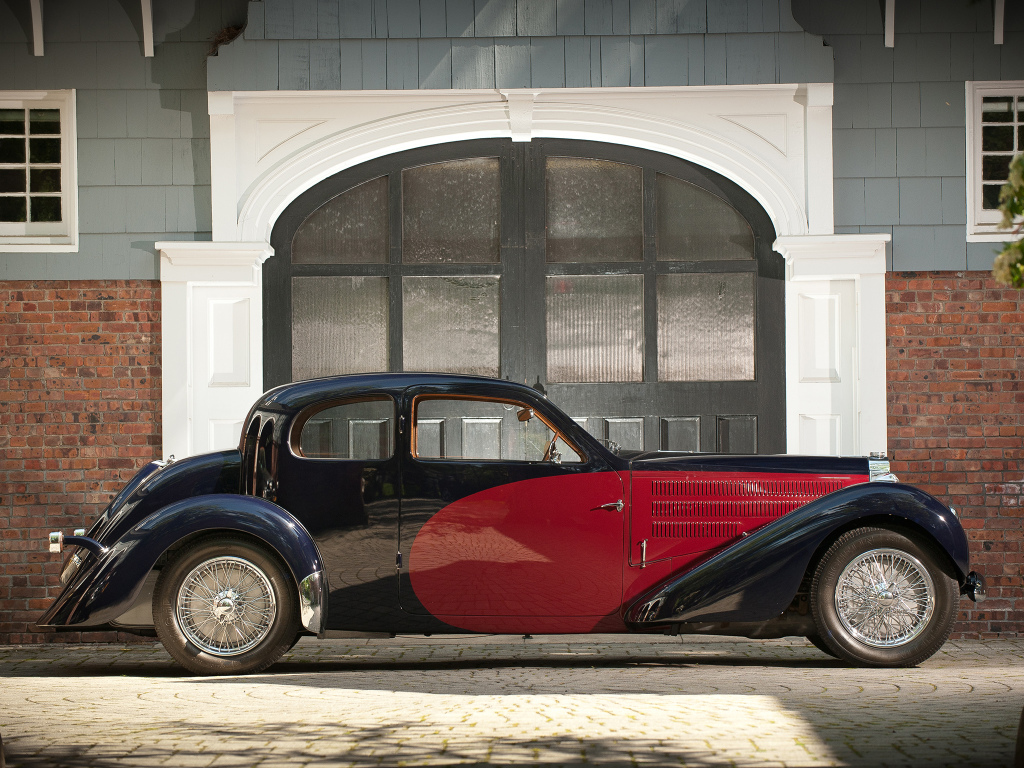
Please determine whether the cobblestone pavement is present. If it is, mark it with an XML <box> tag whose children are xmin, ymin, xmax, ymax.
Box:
<box><xmin>0</xmin><ymin>636</ymin><xmax>1020</xmax><ymax>767</ymax></box>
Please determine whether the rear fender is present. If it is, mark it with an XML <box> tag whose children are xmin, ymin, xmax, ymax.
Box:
<box><xmin>625</xmin><ymin>483</ymin><xmax>969</xmax><ymax>627</ymax></box>
<box><xmin>37</xmin><ymin>495</ymin><xmax>327</xmax><ymax>633</ymax></box>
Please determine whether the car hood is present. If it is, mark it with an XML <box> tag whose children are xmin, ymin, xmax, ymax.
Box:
<box><xmin>627</xmin><ymin>452</ymin><xmax>871</xmax><ymax>476</ymax></box>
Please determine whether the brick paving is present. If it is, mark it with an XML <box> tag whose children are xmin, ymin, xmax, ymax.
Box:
<box><xmin>0</xmin><ymin>635</ymin><xmax>1020</xmax><ymax>767</ymax></box>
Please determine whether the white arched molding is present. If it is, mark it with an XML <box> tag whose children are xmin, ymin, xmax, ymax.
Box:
<box><xmin>211</xmin><ymin>86</ymin><xmax>829</xmax><ymax>244</ymax></box>
<box><xmin>164</xmin><ymin>84</ymin><xmax>896</xmax><ymax>460</ymax></box>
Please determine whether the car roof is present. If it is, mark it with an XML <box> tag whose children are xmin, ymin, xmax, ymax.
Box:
<box><xmin>252</xmin><ymin>372</ymin><xmax>544</xmax><ymax>413</ymax></box>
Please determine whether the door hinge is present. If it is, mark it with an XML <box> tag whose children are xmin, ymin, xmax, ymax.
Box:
<box><xmin>399</xmin><ymin>415</ymin><xmax>405</xmax><ymax>434</ymax></box>
<box><xmin>396</xmin><ymin>551</ymin><xmax>403</xmax><ymax>570</ymax></box>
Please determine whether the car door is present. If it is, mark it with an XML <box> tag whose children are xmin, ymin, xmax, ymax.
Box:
<box><xmin>399</xmin><ymin>385</ymin><xmax>626</xmax><ymax>631</ymax></box>
<box><xmin>273</xmin><ymin>394</ymin><xmax>403</xmax><ymax>632</ymax></box>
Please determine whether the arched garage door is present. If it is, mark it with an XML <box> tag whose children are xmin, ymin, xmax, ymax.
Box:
<box><xmin>266</xmin><ymin>139</ymin><xmax>784</xmax><ymax>454</ymax></box>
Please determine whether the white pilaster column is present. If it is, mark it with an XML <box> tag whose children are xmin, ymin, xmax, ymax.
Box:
<box><xmin>774</xmin><ymin>234</ymin><xmax>890</xmax><ymax>457</ymax></box>
<box><xmin>208</xmin><ymin>92</ymin><xmax>238</xmax><ymax>242</ymax></box>
<box><xmin>797</xmin><ymin>84</ymin><xmax>835</xmax><ymax>235</ymax></box>
<box><xmin>156</xmin><ymin>241</ymin><xmax>273</xmax><ymax>460</ymax></box>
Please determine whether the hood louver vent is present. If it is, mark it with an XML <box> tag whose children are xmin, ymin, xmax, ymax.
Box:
<box><xmin>648</xmin><ymin>477</ymin><xmax>846</xmax><ymax>540</ymax></box>
<box><xmin>652</xmin><ymin>479</ymin><xmax>845</xmax><ymax>498</ymax></box>
<box><xmin>652</xmin><ymin>520</ymin><xmax>741</xmax><ymax>539</ymax></box>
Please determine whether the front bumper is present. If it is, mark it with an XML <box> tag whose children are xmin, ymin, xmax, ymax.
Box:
<box><xmin>961</xmin><ymin>571</ymin><xmax>986</xmax><ymax>602</ymax></box>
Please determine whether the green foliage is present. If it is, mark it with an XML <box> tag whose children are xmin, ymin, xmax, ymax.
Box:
<box><xmin>992</xmin><ymin>154</ymin><xmax>1024</xmax><ymax>288</ymax></box>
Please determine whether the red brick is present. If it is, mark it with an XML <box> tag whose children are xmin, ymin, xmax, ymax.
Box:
<box><xmin>889</xmin><ymin>272</ymin><xmax>1024</xmax><ymax>639</ymax></box>
<box><xmin>0</xmin><ymin>280</ymin><xmax>161</xmax><ymax>644</ymax></box>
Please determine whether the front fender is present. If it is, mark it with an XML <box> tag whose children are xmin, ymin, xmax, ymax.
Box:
<box><xmin>37</xmin><ymin>495</ymin><xmax>327</xmax><ymax>633</ymax></box>
<box><xmin>625</xmin><ymin>483</ymin><xmax>970</xmax><ymax>627</ymax></box>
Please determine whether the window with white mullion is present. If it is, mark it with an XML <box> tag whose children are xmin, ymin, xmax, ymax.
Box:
<box><xmin>0</xmin><ymin>106</ymin><xmax>63</xmax><ymax>226</ymax></box>
<box><xmin>968</xmin><ymin>81</ymin><xmax>1024</xmax><ymax>237</ymax></box>
<box><xmin>0</xmin><ymin>91</ymin><xmax>76</xmax><ymax>248</ymax></box>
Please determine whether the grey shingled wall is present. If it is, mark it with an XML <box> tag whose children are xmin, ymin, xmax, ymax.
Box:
<box><xmin>0</xmin><ymin>0</ymin><xmax>247</xmax><ymax>280</ymax></box>
<box><xmin>209</xmin><ymin>0</ymin><xmax>832</xmax><ymax>90</ymax></box>
<box><xmin>797</xmin><ymin>0</ymin><xmax>1024</xmax><ymax>270</ymax></box>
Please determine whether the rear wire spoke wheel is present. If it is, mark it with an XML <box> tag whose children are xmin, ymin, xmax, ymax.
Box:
<box><xmin>154</xmin><ymin>538</ymin><xmax>300</xmax><ymax>675</ymax></box>
<box><xmin>810</xmin><ymin>527</ymin><xmax>957</xmax><ymax>668</ymax></box>
<box><xmin>176</xmin><ymin>556</ymin><xmax>277</xmax><ymax>656</ymax></box>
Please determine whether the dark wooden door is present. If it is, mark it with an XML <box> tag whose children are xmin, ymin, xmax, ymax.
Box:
<box><xmin>267</xmin><ymin>139</ymin><xmax>785</xmax><ymax>458</ymax></box>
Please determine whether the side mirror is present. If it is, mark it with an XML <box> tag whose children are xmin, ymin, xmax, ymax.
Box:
<box><xmin>516</xmin><ymin>408</ymin><xmax>534</xmax><ymax>422</ymax></box>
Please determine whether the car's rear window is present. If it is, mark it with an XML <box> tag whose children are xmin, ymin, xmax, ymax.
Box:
<box><xmin>294</xmin><ymin>396</ymin><xmax>395</xmax><ymax>460</ymax></box>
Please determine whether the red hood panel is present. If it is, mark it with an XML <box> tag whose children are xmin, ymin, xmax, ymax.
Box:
<box><xmin>630</xmin><ymin>469</ymin><xmax>869</xmax><ymax>564</ymax></box>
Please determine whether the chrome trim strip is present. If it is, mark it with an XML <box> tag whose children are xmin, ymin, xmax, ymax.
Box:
<box><xmin>299</xmin><ymin>570</ymin><xmax>324</xmax><ymax>633</ymax></box>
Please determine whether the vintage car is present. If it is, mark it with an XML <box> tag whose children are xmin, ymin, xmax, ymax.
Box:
<box><xmin>41</xmin><ymin>373</ymin><xmax>986</xmax><ymax>675</ymax></box>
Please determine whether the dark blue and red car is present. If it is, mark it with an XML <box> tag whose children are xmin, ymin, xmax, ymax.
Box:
<box><xmin>40</xmin><ymin>373</ymin><xmax>986</xmax><ymax>675</ymax></box>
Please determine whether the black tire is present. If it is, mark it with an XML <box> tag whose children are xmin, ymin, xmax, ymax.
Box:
<box><xmin>154</xmin><ymin>537</ymin><xmax>300</xmax><ymax>676</ymax></box>
<box><xmin>810</xmin><ymin>527</ymin><xmax>957</xmax><ymax>668</ymax></box>
<box><xmin>805</xmin><ymin>634</ymin><xmax>838</xmax><ymax>658</ymax></box>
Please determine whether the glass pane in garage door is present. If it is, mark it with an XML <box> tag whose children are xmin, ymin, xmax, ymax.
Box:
<box><xmin>291</xmin><ymin>176</ymin><xmax>388</xmax><ymax>264</ymax></box>
<box><xmin>402</xmin><ymin>158</ymin><xmax>500</xmax><ymax>264</ymax></box>
<box><xmin>657</xmin><ymin>272</ymin><xmax>754</xmax><ymax>381</ymax></box>
<box><xmin>656</xmin><ymin>173</ymin><xmax>754</xmax><ymax>261</ymax></box>
<box><xmin>545</xmin><ymin>157</ymin><xmax>643</xmax><ymax>263</ymax></box>
<box><xmin>545</xmin><ymin>274</ymin><xmax>643</xmax><ymax>382</ymax></box>
<box><xmin>403</xmin><ymin>276</ymin><xmax>500</xmax><ymax>376</ymax></box>
<box><xmin>291</xmin><ymin>276</ymin><xmax>388</xmax><ymax>380</ymax></box>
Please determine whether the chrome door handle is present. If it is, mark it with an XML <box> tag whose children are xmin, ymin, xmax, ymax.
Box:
<box><xmin>597</xmin><ymin>499</ymin><xmax>624</xmax><ymax>512</ymax></box>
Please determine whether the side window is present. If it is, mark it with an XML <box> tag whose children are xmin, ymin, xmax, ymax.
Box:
<box><xmin>414</xmin><ymin>396</ymin><xmax>582</xmax><ymax>463</ymax></box>
<box><xmin>295</xmin><ymin>397</ymin><xmax>395</xmax><ymax>460</ymax></box>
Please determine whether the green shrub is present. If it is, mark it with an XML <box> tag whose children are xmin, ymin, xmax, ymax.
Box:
<box><xmin>992</xmin><ymin>154</ymin><xmax>1024</xmax><ymax>288</ymax></box>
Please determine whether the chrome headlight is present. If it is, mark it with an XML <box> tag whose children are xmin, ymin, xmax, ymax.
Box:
<box><xmin>868</xmin><ymin>459</ymin><xmax>898</xmax><ymax>482</ymax></box>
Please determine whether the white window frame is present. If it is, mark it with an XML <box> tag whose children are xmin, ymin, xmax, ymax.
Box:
<box><xmin>0</xmin><ymin>89</ymin><xmax>78</xmax><ymax>252</ymax></box>
<box><xmin>966</xmin><ymin>80</ymin><xmax>1024</xmax><ymax>241</ymax></box>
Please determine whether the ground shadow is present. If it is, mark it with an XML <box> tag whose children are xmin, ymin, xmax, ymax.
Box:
<box><xmin>2</xmin><ymin>649</ymin><xmax>847</xmax><ymax>684</ymax></box>
<box><xmin>3</xmin><ymin>707</ymin><xmax>1016</xmax><ymax>768</ymax></box>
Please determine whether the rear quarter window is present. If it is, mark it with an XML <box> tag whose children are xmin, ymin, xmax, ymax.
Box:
<box><xmin>293</xmin><ymin>397</ymin><xmax>395</xmax><ymax>460</ymax></box>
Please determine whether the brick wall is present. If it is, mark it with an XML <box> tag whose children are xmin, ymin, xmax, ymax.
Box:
<box><xmin>888</xmin><ymin>271</ymin><xmax>1023</xmax><ymax>639</ymax></box>
<box><xmin>0</xmin><ymin>280</ymin><xmax>161</xmax><ymax>644</ymax></box>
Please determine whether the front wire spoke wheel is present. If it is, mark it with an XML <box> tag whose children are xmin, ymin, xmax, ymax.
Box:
<box><xmin>175</xmin><ymin>555</ymin><xmax>277</xmax><ymax>657</ymax></box>
<box><xmin>810</xmin><ymin>527</ymin><xmax>957</xmax><ymax>668</ymax></box>
<box><xmin>835</xmin><ymin>548</ymin><xmax>935</xmax><ymax>648</ymax></box>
